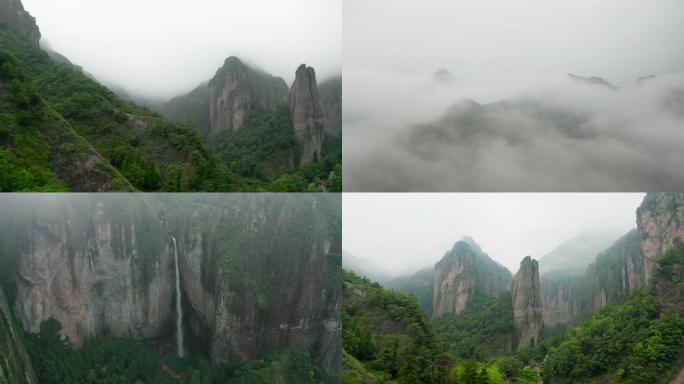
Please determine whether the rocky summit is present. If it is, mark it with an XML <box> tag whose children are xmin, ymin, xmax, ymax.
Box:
<box><xmin>208</xmin><ymin>57</ymin><xmax>289</xmax><ymax>135</ymax></box>
<box><xmin>512</xmin><ymin>256</ymin><xmax>543</xmax><ymax>348</ymax></box>
<box><xmin>289</xmin><ymin>64</ymin><xmax>326</xmax><ymax>164</ymax></box>
<box><xmin>432</xmin><ymin>237</ymin><xmax>512</xmax><ymax>318</ymax></box>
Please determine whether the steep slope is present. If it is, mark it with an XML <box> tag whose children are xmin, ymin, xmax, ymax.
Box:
<box><xmin>0</xmin><ymin>49</ymin><xmax>132</xmax><ymax>191</ymax></box>
<box><xmin>0</xmin><ymin>0</ymin><xmax>39</xmax><ymax>46</ymax></box>
<box><xmin>511</xmin><ymin>256</ymin><xmax>543</xmax><ymax>348</ymax></box>
<box><xmin>638</xmin><ymin>193</ymin><xmax>684</xmax><ymax>283</ymax></box>
<box><xmin>342</xmin><ymin>270</ymin><xmax>440</xmax><ymax>384</ymax></box>
<box><xmin>386</xmin><ymin>268</ymin><xmax>435</xmax><ymax>316</ymax></box>
<box><xmin>163</xmin><ymin>58</ymin><xmax>342</xmax><ymax>189</ymax></box>
<box><xmin>575</xmin><ymin>229</ymin><xmax>645</xmax><ymax>317</ymax></box>
<box><xmin>540</xmin><ymin>272</ymin><xmax>581</xmax><ymax>327</ymax></box>
<box><xmin>163</xmin><ymin>82</ymin><xmax>210</xmax><ymax>137</ymax></box>
<box><xmin>538</xmin><ymin>230</ymin><xmax>623</xmax><ymax>276</ymax></box>
<box><xmin>540</xmin><ymin>230</ymin><xmax>645</xmax><ymax>327</ymax></box>
<box><xmin>208</xmin><ymin>57</ymin><xmax>289</xmax><ymax>136</ymax></box>
<box><xmin>0</xmin><ymin>194</ymin><xmax>341</xmax><ymax>380</ymax></box>
<box><xmin>0</xmin><ymin>286</ymin><xmax>37</xmax><ymax>384</ymax></box>
<box><xmin>318</xmin><ymin>76</ymin><xmax>342</xmax><ymax>138</ymax></box>
<box><xmin>543</xmin><ymin>248</ymin><xmax>684</xmax><ymax>384</ymax></box>
<box><xmin>432</xmin><ymin>238</ymin><xmax>513</xmax><ymax>318</ymax></box>
<box><xmin>0</xmin><ymin>7</ymin><xmax>236</xmax><ymax>191</ymax></box>
<box><xmin>289</xmin><ymin>64</ymin><xmax>325</xmax><ymax>164</ymax></box>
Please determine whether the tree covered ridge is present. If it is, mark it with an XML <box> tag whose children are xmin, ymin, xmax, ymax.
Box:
<box><xmin>0</xmin><ymin>24</ymin><xmax>341</xmax><ymax>192</ymax></box>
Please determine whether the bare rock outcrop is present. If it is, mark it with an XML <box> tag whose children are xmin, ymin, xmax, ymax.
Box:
<box><xmin>318</xmin><ymin>76</ymin><xmax>342</xmax><ymax>138</ymax></box>
<box><xmin>289</xmin><ymin>64</ymin><xmax>325</xmax><ymax>164</ymax></box>
<box><xmin>0</xmin><ymin>194</ymin><xmax>341</xmax><ymax>380</ymax></box>
<box><xmin>208</xmin><ymin>57</ymin><xmax>288</xmax><ymax>136</ymax></box>
<box><xmin>540</xmin><ymin>275</ymin><xmax>579</xmax><ymax>327</ymax></box>
<box><xmin>0</xmin><ymin>0</ymin><xmax>40</xmax><ymax>46</ymax></box>
<box><xmin>432</xmin><ymin>237</ymin><xmax>512</xmax><ymax>318</ymax></box>
<box><xmin>0</xmin><ymin>286</ymin><xmax>37</xmax><ymax>384</ymax></box>
<box><xmin>637</xmin><ymin>193</ymin><xmax>684</xmax><ymax>281</ymax></box>
<box><xmin>512</xmin><ymin>256</ymin><xmax>543</xmax><ymax>348</ymax></box>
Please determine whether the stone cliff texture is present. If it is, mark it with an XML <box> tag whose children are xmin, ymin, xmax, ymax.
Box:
<box><xmin>208</xmin><ymin>57</ymin><xmax>288</xmax><ymax>136</ymax></box>
<box><xmin>539</xmin><ymin>193</ymin><xmax>684</xmax><ymax>328</ymax></box>
<box><xmin>637</xmin><ymin>193</ymin><xmax>684</xmax><ymax>316</ymax></box>
<box><xmin>540</xmin><ymin>230</ymin><xmax>645</xmax><ymax>327</ymax></box>
<box><xmin>540</xmin><ymin>274</ymin><xmax>580</xmax><ymax>327</ymax></box>
<box><xmin>0</xmin><ymin>287</ymin><xmax>37</xmax><ymax>384</ymax></box>
<box><xmin>289</xmin><ymin>64</ymin><xmax>325</xmax><ymax>164</ymax></box>
<box><xmin>511</xmin><ymin>256</ymin><xmax>543</xmax><ymax>348</ymax></box>
<box><xmin>0</xmin><ymin>194</ymin><xmax>341</xmax><ymax>380</ymax></box>
<box><xmin>575</xmin><ymin>230</ymin><xmax>645</xmax><ymax>317</ymax></box>
<box><xmin>318</xmin><ymin>76</ymin><xmax>342</xmax><ymax>138</ymax></box>
<box><xmin>432</xmin><ymin>237</ymin><xmax>513</xmax><ymax>318</ymax></box>
<box><xmin>637</xmin><ymin>193</ymin><xmax>684</xmax><ymax>282</ymax></box>
<box><xmin>0</xmin><ymin>0</ymin><xmax>40</xmax><ymax>46</ymax></box>
<box><xmin>0</xmin><ymin>195</ymin><xmax>173</xmax><ymax>345</ymax></box>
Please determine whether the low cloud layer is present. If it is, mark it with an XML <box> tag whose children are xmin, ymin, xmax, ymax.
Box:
<box><xmin>344</xmin><ymin>0</ymin><xmax>684</xmax><ymax>191</ymax></box>
<box><xmin>344</xmin><ymin>73</ymin><xmax>684</xmax><ymax>191</ymax></box>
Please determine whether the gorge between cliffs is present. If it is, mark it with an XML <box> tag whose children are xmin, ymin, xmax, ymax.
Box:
<box><xmin>342</xmin><ymin>193</ymin><xmax>684</xmax><ymax>384</ymax></box>
<box><xmin>0</xmin><ymin>193</ymin><xmax>342</xmax><ymax>383</ymax></box>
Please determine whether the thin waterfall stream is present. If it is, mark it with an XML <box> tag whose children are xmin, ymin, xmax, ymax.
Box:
<box><xmin>172</xmin><ymin>236</ymin><xmax>184</xmax><ymax>358</ymax></box>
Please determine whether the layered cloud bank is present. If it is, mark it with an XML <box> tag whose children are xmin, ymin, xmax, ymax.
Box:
<box><xmin>344</xmin><ymin>72</ymin><xmax>684</xmax><ymax>191</ymax></box>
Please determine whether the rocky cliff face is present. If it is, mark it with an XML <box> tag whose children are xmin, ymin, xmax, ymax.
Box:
<box><xmin>575</xmin><ymin>230</ymin><xmax>645</xmax><ymax>316</ymax></box>
<box><xmin>0</xmin><ymin>194</ymin><xmax>341</xmax><ymax>380</ymax></box>
<box><xmin>432</xmin><ymin>237</ymin><xmax>513</xmax><ymax>318</ymax></box>
<box><xmin>539</xmin><ymin>194</ymin><xmax>683</xmax><ymax>328</ymax></box>
<box><xmin>318</xmin><ymin>76</ymin><xmax>342</xmax><ymax>138</ymax></box>
<box><xmin>540</xmin><ymin>230</ymin><xmax>644</xmax><ymax>327</ymax></box>
<box><xmin>289</xmin><ymin>64</ymin><xmax>325</xmax><ymax>164</ymax></box>
<box><xmin>511</xmin><ymin>256</ymin><xmax>543</xmax><ymax>348</ymax></box>
<box><xmin>0</xmin><ymin>0</ymin><xmax>40</xmax><ymax>46</ymax></box>
<box><xmin>0</xmin><ymin>195</ymin><xmax>173</xmax><ymax>345</ymax></box>
<box><xmin>637</xmin><ymin>193</ymin><xmax>684</xmax><ymax>281</ymax></box>
<box><xmin>208</xmin><ymin>57</ymin><xmax>289</xmax><ymax>136</ymax></box>
<box><xmin>0</xmin><ymin>287</ymin><xmax>37</xmax><ymax>384</ymax></box>
<box><xmin>540</xmin><ymin>274</ymin><xmax>580</xmax><ymax>327</ymax></box>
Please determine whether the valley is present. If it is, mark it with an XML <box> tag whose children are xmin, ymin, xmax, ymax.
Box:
<box><xmin>0</xmin><ymin>0</ymin><xmax>341</xmax><ymax>192</ymax></box>
<box><xmin>342</xmin><ymin>193</ymin><xmax>684</xmax><ymax>383</ymax></box>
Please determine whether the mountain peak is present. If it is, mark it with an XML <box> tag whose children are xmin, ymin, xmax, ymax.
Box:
<box><xmin>459</xmin><ymin>235</ymin><xmax>482</xmax><ymax>253</ymax></box>
<box><xmin>223</xmin><ymin>56</ymin><xmax>244</xmax><ymax>67</ymax></box>
<box><xmin>567</xmin><ymin>73</ymin><xmax>619</xmax><ymax>90</ymax></box>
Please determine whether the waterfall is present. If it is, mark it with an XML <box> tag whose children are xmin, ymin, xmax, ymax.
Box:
<box><xmin>172</xmin><ymin>236</ymin><xmax>184</xmax><ymax>358</ymax></box>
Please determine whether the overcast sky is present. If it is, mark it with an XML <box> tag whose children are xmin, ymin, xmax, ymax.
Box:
<box><xmin>343</xmin><ymin>0</ymin><xmax>684</xmax><ymax>191</ymax></box>
<box><xmin>343</xmin><ymin>193</ymin><xmax>644</xmax><ymax>276</ymax></box>
<box><xmin>344</xmin><ymin>0</ymin><xmax>684</xmax><ymax>82</ymax></box>
<box><xmin>24</xmin><ymin>0</ymin><xmax>341</xmax><ymax>99</ymax></box>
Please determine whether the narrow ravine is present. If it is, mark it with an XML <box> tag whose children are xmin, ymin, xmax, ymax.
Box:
<box><xmin>172</xmin><ymin>236</ymin><xmax>184</xmax><ymax>358</ymax></box>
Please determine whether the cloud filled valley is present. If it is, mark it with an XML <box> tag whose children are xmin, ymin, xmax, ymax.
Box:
<box><xmin>344</xmin><ymin>72</ymin><xmax>684</xmax><ymax>191</ymax></box>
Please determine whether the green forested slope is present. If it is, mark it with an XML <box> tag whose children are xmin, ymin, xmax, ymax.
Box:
<box><xmin>0</xmin><ymin>22</ymin><xmax>341</xmax><ymax>192</ymax></box>
<box><xmin>343</xmin><ymin>246</ymin><xmax>684</xmax><ymax>384</ymax></box>
<box><xmin>0</xmin><ymin>25</ymin><xmax>240</xmax><ymax>191</ymax></box>
<box><xmin>342</xmin><ymin>270</ymin><xmax>441</xmax><ymax>384</ymax></box>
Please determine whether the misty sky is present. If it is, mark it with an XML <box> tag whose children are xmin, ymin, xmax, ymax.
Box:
<box><xmin>343</xmin><ymin>0</ymin><xmax>684</xmax><ymax>191</ymax></box>
<box><xmin>343</xmin><ymin>193</ymin><xmax>644</xmax><ymax>276</ymax></box>
<box><xmin>345</xmin><ymin>0</ymin><xmax>684</xmax><ymax>82</ymax></box>
<box><xmin>23</xmin><ymin>0</ymin><xmax>341</xmax><ymax>99</ymax></box>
